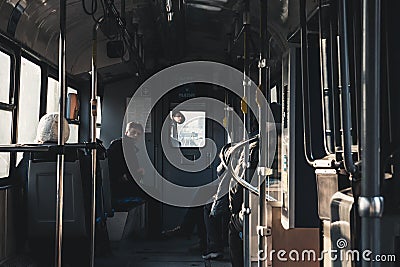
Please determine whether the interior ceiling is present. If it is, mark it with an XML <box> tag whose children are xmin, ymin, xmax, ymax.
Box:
<box><xmin>0</xmin><ymin>0</ymin><xmax>318</xmax><ymax>82</ymax></box>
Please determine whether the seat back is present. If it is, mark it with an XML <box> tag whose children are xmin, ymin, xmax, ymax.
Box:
<box><xmin>27</xmin><ymin>159</ymin><xmax>87</xmax><ymax>239</ymax></box>
<box><xmin>316</xmin><ymin>169</ymin><xmax>338</xmax><ymax>220</ymax></box>
<box><xmin>330</xmin><ymin>190</ymin><xmax>354</xmax><ymax>267</ymax></box>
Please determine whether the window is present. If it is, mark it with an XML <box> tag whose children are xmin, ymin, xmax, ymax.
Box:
<box><xmin>17</xmin><ymin>57</ymin><xmax>41</xmax><ymax>163</ymax></box>
<box><xmin>68</xmin><ymin>124</ymin><xmax>79</xmax><ymax>143</ymax></box>
<box><xmin>46</xmin><ymin>77</ymin><xmax>59</xmax><ymax>113</ymax></box>
<box><xmin>46</xmin><ymin>77</ymin><xmax>79</xmax><ymax>143</ymax></box>
<box><xmin>96</xmin><ymin>96</ymin><xmax>102</xmax><ymax>139</ymax></box>
<box><xmin>170</xmin><ymin>110</ymin><xmax>206</xmax><ymax>147</ymax></box>
<box><xmin>46</xmin><ymin>77</ymin><xmax>78</xmax><ymax>113</ymax></box>
<box><xmin>0</xmin><ymin>111</ymin><xmax>12</xmax><ymax>178</ymax></box>
<box><xmin>271</xmin><ymin>85</ymin><xmax>278</xmax><ymax>103</ymax></box>
<box><xmin>0</xmin><ymin>50</ymin><xmax>12</xmax><ymax>178</ymax></box>
<box><xmin>0</xmin><ymin>51</ymin><xmax>11</xmax><ymax>104</ymax></box>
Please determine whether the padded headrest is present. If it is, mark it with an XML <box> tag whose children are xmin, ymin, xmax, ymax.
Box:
<box><xmin>36</xmin><ymin>113</ymin><xmax>70</xmax><ymax>143</ymax></box>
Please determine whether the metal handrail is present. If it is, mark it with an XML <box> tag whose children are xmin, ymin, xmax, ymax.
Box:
<box><xmin>219</xmin><ymin>136</ymin><xmax>277</xmax><ymax>201</ymax></box>
<box><xmin>0</xmin><ymin>142</ymin><xmax>98</xmax><ymax>153</ymax></box>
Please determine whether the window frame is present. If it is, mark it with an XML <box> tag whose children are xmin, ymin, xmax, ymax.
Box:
<box><xmin>0</xmin><ymin>47</ymin><xmax>15</xmax><ymax>178</ymax></box>
<box><xmin>0</xmin><ymin>34</ymin><xmax>85</xmax><ymax>177</ymax></box>
<box><xmin>15</xmin><ymin>55</ymin><xmax>43</xmax><ymax>164</ymax></box>
<box><xmin>0</xmin><ymin>46</ymin><xmax>15</xmax><ymax>110</ymax></box>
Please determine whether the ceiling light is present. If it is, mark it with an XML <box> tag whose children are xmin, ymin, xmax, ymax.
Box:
<box><xmin>186</xmin><ymin>3</ymin><xmax>222</xmax><ymax>11</ymax></box>
<box><xmin>185</xmin><ymin>0</ymin><xmax>227</xmax><ymax>3</ymax></box>
<box><xmin>209</xmin><ymin>0</ymin><xmax>227</xmax><ymax>3</ymax></box>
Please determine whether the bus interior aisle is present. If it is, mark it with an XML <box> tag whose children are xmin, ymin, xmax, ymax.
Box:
<box><xmin>96</xmin><ymin>238</ymin><xmax>231</xmax><ymax>267</ymax></box>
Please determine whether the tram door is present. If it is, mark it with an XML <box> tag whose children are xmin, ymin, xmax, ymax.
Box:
<box><xmin>157</xmin><ymin>85</ymin><xmax>227</xmax><ymax>230</ymax></box>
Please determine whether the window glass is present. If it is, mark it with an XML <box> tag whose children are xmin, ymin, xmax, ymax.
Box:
<box><xmin>96</xmin><ymin>96</ymin><xmax>102</xmax><ymax>139</ymax></box>
<box><xmin>46</xmin><ymin>77</ymin><xmax>59</xmax><ymax>113</ymax></box>
<box><xmin>48</xmin><ymin>79</ymin><xmax>80</xmax><ymax>143</ymax></box>
<box><xmin>67</xmin><ymin>124</ymin><xmax>79</xmax><ymax>143</ymax></box>
<box><xmin>96</xmin><ymin>127</ymin><xmax>101</xmax><ymax>139</ymax></box>
<box><xmin>271</xmin><ymin>85</ymin><xmax>278</xmax><ymax>103</ymax></box>
<box><xmin>170</xmin><ymin>111</ymin><xmax>206</xmax><ymax>147</ymax></box>
<box><xmin>46</xmin><ymin>77</ymin><xmax>78</xmax><ymax>113</ymax></box>
<box><xmin>68</xmin><ymin>87</ymin><xmax>77</xmax><ymax>95</ymax></box>
<box><xmin>0</xmin><ymin>51</ymin><xmax>11</xmax><ymax>104</ymax></box>
<box><xmin>18</xmin><ymin>57</ymin><xmax>41</xmax><ymax>144</ymax></box>
<box><xmin>0</xmin><ymin>110</ymin><xmax>12</xmax><ymax>178</ymax></box>
<box><xmin>47</xmin><ymin>77</ymin><xmax>78</xmax><ymax>113</ymax></box>
<box><xmin>96</xmin><ymin>96</ymin><xmax>102</xmax><ymax>124</ymax></box>
<box><xmin>17</xmin><ymin>57</ymin><xmax>41</xmax><ymax>163</ymax></box>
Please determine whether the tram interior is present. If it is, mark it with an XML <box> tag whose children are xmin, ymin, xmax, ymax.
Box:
<box><xmin>0</xmin><ymin>0</ymin><xmax>399</xmax><ymax>266</ymax></box>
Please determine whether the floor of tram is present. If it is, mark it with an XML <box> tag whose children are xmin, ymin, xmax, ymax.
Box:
<box><xmin>0</xmin><ymin>237</ymin><xmax>231</xmax><ymax>267</ymax></box>
<box><xmin>95</xmin><ymin>237</ymin><xmax>232</xmax><ymax>267</ymax></box>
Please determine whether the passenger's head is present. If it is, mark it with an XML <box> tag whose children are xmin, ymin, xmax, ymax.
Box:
<box><xmin>172</xmin><ymin>111</ymin><xmax>185</xmax><ymax>124</ymax></box>
<box><xmin>125</xmin><ymin>121</ymin><xmax>144</xmax><ymax>142</ymax></box>
<box><xmin>36</xmin><ymin>113</ymin><xmax>70</xmax><ymax>143</ymax></box>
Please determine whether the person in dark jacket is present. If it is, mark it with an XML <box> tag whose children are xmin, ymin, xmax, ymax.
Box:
<box><xmin>107</xmin><ymin>121</ymin><xmax>146</xmax><ymax>207</ymax></box>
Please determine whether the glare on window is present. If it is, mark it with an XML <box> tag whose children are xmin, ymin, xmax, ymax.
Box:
<box><xmin>0</xmin><ymin>51</ymin><xmax>11</xmax><ymax>104</ymax></box>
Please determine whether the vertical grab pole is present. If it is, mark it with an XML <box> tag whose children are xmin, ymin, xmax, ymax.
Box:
<box><xmin>299</xmin><ymin>0</ymin><xmax>316</xmax><ymax>165</ymax></box>
<box><xmin>242</xmin><ymin>1</ymin><xmax>251</xmax><ymax>266</ymax></box>
<box><xmin>90</xmin><ymin>20</ymin><xmax>101</xmax><ymax>267</ymax></box>
<box><xmin>55</xmin><ymin>0</ymin><xmax>66</xmax><ymax>265</ymax></box>
<box><xmin>359</xmin><ymin>0</ymin><xmax>383</xmax><ymax>266</ymax></box>
<box><xmin>338</xmin><ymin>0</ymin><xmax>358</xmax><ymax>175</ymax></box>
<box><xmin>328</xmin><ymin>1</ymin><xmax>341</xmax><ymax>152</ymax></box>
<box><xmin>319</xmin><ymin>0</ymin><xmax>335</xmax><ymax>155</ymax></box>
<box><xmin>257</xmin><ymin>0</ymin><xmax>269</xmax><ymax>266</ymax></box>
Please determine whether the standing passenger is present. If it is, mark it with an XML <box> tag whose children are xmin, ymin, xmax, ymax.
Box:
<box><xmin>170</xmin><ymin>110</ymin><xmax>185</xmax><ymax>147</ymax></box>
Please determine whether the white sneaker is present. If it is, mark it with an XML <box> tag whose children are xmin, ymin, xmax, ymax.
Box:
<box><xmin>202</xmin><ymin>252</ymin><xmax>223</xmax><ymax>260</ymax></box>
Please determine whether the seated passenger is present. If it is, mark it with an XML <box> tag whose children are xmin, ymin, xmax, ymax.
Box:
<box><xmin>107</xmin><ymin>121</ymin><xmax>146</xmax><ymax>208</ymax></box>
<box><xmin>16</xmin><ymin>113</ymin><xmax>71</xmax><ymax>187</ymax></box>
